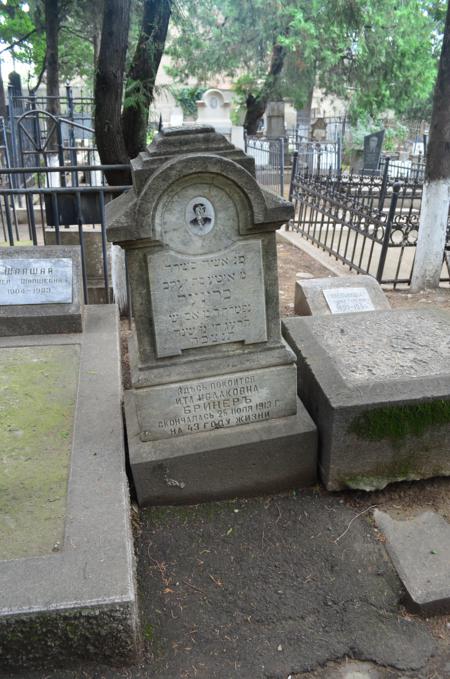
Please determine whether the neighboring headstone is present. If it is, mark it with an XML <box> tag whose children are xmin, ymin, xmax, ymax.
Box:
<box><xmin>231</xmin><ymin>124</ymin><xmax>246</xmax><ymax>150</ymax></box>
<box><xmin>0</xmin><ymin>306</ymin><xmax>139</xmax><ymax>669</ymax></box>
<box><xmin>107</xmin><ymin>125</ymin><xmax>317</xmax><ymax>505</ymax></box>
<box><xmin>374</xmin><ymin>510</ymin><xmax>450</xmax><ymax>614</ymax></box>
<box><xmin>266</xmin><ymin>101</ymin><xmax>285</xmax><ymax>139</ymax></box>
<box><xmin>0</xmin><ymin>245</ymin><xmax>82</xmax><ymax>335</ymax></box>
<box><xmin>294</xmin><ymin>275</ymin><xmax>391</xmax><ymax>316</ymax></box>
<box><xmin>445</xmin><ymin>250</ymin><xmax>450</xmax><ymax>276</ymax></box>
<box><xmin>196</xmin><ymin>89</ymin><xmax>232</xmax><ymax>135</ymax></box>
<box><xmin>169</xmin><ymin>105</ymin><xmax>184</xmax><ymax>127</ymax></box>
<box><xmin>282</xmin><ymin>309</ymin><xmax>450</xmax><ymax>491</ymax></box>
<box><xmin>310</xmin><ymin>117</ymin><xmax>327</xmax><ymax>142</ymax></box>
<box><xmin>363</xmin><ymin>130</ymin><xmax>385</xmax><ymax>172</ymax></box>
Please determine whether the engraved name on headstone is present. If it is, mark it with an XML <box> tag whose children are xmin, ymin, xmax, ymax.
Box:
<box><xmin>0</xmin><ymin>258</ymin><xmax>73</xmax><ymax>306</ymax></box>
<box><xmin>323</xmin><ymin>287</ymin><xmax>375</xmax><ymax>314</ymax></box>
<box><xmin>148</xmin><ymin>240</ymin><xmax>267</xmax><ymax>357</ymax></box>
<box><xmin>136</xmin><ymin>365</ymin><xmax>296</xmax><ymax>441</ymax></box>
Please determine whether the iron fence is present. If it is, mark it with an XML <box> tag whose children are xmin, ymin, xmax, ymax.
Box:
<box><xmin>244</xmin><ymin>136</ymin><xmax>285</xmax><ymax>195</ymax></box>
<box><xmin>288</xmin><ymin>168</ymin><xmax>450</xmax><ymax>287</ymax></box>
<box><xmin>0</xmin><ymin>164</ymin><xmax>131</xmax><ymax>304</ymax></box>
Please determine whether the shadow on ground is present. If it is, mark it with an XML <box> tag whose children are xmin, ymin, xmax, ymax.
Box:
<box><xmin>5</xmin><ymin>487</ymin><xmax>450</xmax><ymax>679</ymax></box>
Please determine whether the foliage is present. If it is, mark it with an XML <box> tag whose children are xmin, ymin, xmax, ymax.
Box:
<box><xmin>349</xmin><ymin>116</ymin><xmax>409</xmax><ymax>151</ymax></box>
<box><xmin>169</xmin><ymin>0</ymin><xmax>446</xmax><ymax>124</ymax></box>
<box><xmin>170</xmin><ymin>85</ymin><xmax>205</xmax><ymax>117</ymax></box>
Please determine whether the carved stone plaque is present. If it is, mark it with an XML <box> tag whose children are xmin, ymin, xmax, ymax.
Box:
<box><xmin>323</xmin><ymin>287</ymin><xmax>375</xmax><ymax>314</ymax></box>
<box><xmin>148</xmin><ymin>240</ymin><xmax>267</xmax><ymax>358</ymax></box>
<box><xmin>135</xmin><ymin>364</ymin><xmax>297</xmax><ymax>440</ymax></box>
<box><xmin>0</xmin><ymin>258</ymin><xmax>73</xmax><ymax>306</ymax></box>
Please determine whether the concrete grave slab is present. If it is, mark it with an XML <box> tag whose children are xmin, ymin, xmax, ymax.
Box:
<box><xmin>0</xmin><ymin>306</ymin><xmax>139</xmax><ymax>670</ymax></box>
<box><xmin>107</xmin><ymin>126</ymin><xmax>318</xmax><ymax>505</ymax></box>
<box><xmin>0</xmin><ymin>245</ymin><xmax>83</xmax><ymax>335</ymax></box>
<box><xmin>374</xmin><ymin>510</ymin><xmax>450</xmax><ymax>615</ymax></box>
<box><xmin>282</xmin><ymin>309</ymin><xmax>450</xmax><ymax>491</ymax></box>
<box><xmin>294</xmin><ymin>274</ymin><xmax>390</xmax><ymax>316</ymax></box>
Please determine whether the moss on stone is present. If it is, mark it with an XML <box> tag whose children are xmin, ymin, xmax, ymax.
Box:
<box><xmin>0</xmin><ymin>345</ymin><xmax>79</xmax><ymax>560</ymax></box>
<box><xmin>348</xmin><ymin>400</ymin><xmax>450</xmax><ymax>443</ymax></box>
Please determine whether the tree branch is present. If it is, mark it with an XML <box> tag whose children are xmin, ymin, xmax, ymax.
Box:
<box><xmin>0</xmin><ymin>29</ymin><xmax>37</xmax><ymax>55</ymax></box>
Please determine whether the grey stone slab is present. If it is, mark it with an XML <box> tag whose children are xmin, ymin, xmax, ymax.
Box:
<box><xmin>0</xmin><ymin>246</ymin><xmax>83</xmax><ymax>335</ymax></box>
<box><xmin>282</xmin><ymin>309</ymin><xmax>450</xmax><ymax>491</ymax></box>
<box><xmin>134</xmin><ymin>363</ymin><xmax>298</xmax><ymax>441</ymax></box>
<box><xmin>148</xmin><ymin>239</ymin><xmax>267</xmax><ymax>358</ymax></box>
<box><xmin>374</xmin><ymin>510</ymin><xmax>450</xmax><ymax>614</ymax></box>
<box><xmin>294</xmin><ymin>274</ymin><xmax>390</xmax><ymax>316</ymax></box>
<box><xmin>0</xmin><ymin>306</ymin><xmax>139</xmax><ymax>670</ymax></box>
<box><xmin>126</xmin><ymin>393</ymin><xmax>317</xmax><ymax>506</ymax></box>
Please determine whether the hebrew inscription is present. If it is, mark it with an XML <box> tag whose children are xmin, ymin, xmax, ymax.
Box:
<box><xmin>148</xmin><ymin>240</ymin><xmax>267</xmax><ymax>358</ymax></box>
<box><xmin>0</xmin><ymin>258</ymin><xmax>73</xmax><ymax>305</ymax></box>
<box><xmin>135</xmin><ymin>365</ymin><xmax>297</xmax><ymax>441</ymax></box>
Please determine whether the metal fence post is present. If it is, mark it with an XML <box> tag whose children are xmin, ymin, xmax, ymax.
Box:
<box><xmin>279</xmin><ymin>137</ymin><xmax>285</xmax><ymax>196</ymax></box>
<box><xmin>376</xmin><ymin>181</ymin><xmax>400</xmax><ymax>282</ymax></box>
<box><xmin>288</xmin><ymin>150</ymin><xmax>298</xmax><ymax>202</ymax></box>
<box><xmin>378</xmin><ymin>157</ymin><xmax>390</xmax><ymax>214</ymax></box>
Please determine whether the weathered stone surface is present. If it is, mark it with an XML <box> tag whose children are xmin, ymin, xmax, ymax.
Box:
<box><xmin>107</xmin><ymin>126</ymin><xmax>317</xmax><ymax>505</ymax></box>
<box><xmin>148</xmin><ymin>240</ymin><xmax>267</xmax><ymax>358</ymax></box>
<box><xmin>374</xmin><ymin>510</ymin><xmax>450</xmax><ymax>614</ymax></box>
<box><xmin>282</xmin><ymin>309</ymin><xmax>450</xmax><ymax>491</ymax></box>
<box><xmin>0</xmin><ymin>246</ymin><xmax>83</xmax><ymax>335</ymax></box>
<box><xmin>294</xmin><ymin>274</ymin><xmax>390</xmax><ymax>316</ymax></box>
<box><xmin>0</xmin><ymin>307</ymin><xmax>139</xmax><ymax>669</ymax></box>
<box><xmin>134</xmin><ymin>364</ymin><xmax>298</xmax><ymax>441</ymax></box>
<box><xmin>126</xmin><ymin>394</ymin><xmax>317</xmax><ymax>505</ymax></box>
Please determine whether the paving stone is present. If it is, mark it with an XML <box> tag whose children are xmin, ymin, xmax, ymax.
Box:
<box><xmin>374</xmin><ymin>510</ymin><xmax>450</xmax><ymax>614</ymax></box>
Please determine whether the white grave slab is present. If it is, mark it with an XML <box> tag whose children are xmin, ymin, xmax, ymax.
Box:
<box><xmin>0</xmin><ymin>258</ymin><xmax>73</xmax><ymax>305</ymax></box>
<box><xmin>322</xmin><ymin>287</ymin><xmax>375</xmax><ymax>314</ymax></box>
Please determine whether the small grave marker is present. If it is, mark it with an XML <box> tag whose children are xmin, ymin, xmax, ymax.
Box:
<box><xmin>322</xmin><ymin>287</ymin><xmax>375</xmax><ymax>314</ymax></box>
<box><xmin>0</xmin><ymin>246</ymin><xmax>82</xmax><ymax>335</ymax></box>
<box><xmin>363</xmin><ymin>129</ymin><xmax>385</xmax><ymax>172</ymax></box>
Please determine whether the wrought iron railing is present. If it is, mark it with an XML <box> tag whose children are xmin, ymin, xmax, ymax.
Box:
<box><xmin>288</xmin><ymin>168</ymin><xmax>450</xmax><ymax>287</ymax></box>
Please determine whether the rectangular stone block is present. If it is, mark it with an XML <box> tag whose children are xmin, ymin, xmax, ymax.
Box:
<box><xmin>126</xmin><ymin>394</ymin><xmax>317</xmax><ymax>505</ymax></box>
<box><xmin>0</xmin><ymin>246</ymin><xmax>83</xmax><ymax>335</ymax></box>
<box><xmin>282</xmin><ymin>309</ymin><xmax>450</xmax><ymax>491</ymax></box>
<box><xmin>148</xmin><ymin>240</ymin><xmax>267</xmax><ymax>357</ymax></box>
<box><xmin>294</xmin><ymin>274</ymin><xmax>390</xmax><ymax>316</ymax></box>
<box><xmin>0</xmin><ymin>307</ymin><xmax>139</xmax><ymax>669</ymax></box>
<box><xmin>134</xmin><ymin>363</ymin><xmax>298</xmax><ymax>441</ymax></box>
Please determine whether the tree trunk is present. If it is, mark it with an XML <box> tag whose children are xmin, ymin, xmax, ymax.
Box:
<box><xmin>0</xmin><ymin>61</ymin><xmax>7</xmax><ymax>120</ymax></box>
<box><xmin>411</xmin><ymin>0</ymin><xmax>450</xmax><ymax>291</ymax></box>
<box><xmin>122</xmin><ymin>0</ymin><xmax>171</xmax><ymax>160</ymax></box>
<box><xmin>243</xmin><ymin>39</ymin><xmax>287</xmax><ymax>136</ymax></box>
<box><xmin>94</xmin><ymin>0</ymin><xmax>132</xmax><ymax>186</ymax></box>
<box><xmin>45</xmin><ymin>0</ymin><xmax>59</xmax><ymax>116</ymax></box>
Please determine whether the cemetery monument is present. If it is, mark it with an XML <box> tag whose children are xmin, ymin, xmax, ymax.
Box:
<box><xmin>107</xmin><ymin>125</ymin><xmax>317</xmax><ymax>505</ymax></box>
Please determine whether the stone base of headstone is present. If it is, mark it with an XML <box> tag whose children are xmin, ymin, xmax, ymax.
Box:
<box><xmin>126</xmin><ymin>392</ymin><xmax>317</xmax><ymax>506</ymax></box>
<box><xmin>0</xmin><ymin>306</ymin><xmax>140</xmax><ymax>670</ymax></box>
<box><xmin>294</xmin><ymin>275</ymin><xmax>391</xmax><ymax>316</ymax></box>
<box><xmin>282</xmin><ymin>309</ymin><xmax>450</xmax><ymax>491</ymax></box>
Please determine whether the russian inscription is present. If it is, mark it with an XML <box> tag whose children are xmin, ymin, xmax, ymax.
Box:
<box><xmin>0</xmin><ymin>258</ymin><xmax>73</xmax><ymax>306</ymax></box>
<box><xmin>135</xmin><ymin>365</ymin><xmax>297</xmax><ymax>440</ymax></box>
<box><xmin>323</xmin><ymin>287</ymin><xmax>375</xmax><ymax>314</ymax></box>
<box><xmin>148</xmin><ymin>240</ymin><xmax>267</xmax><ymax>358</ymax></box>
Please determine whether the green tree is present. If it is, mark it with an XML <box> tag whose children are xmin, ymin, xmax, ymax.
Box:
<box><xmin>168</xmin><ymin>0</ymin><xmax>445</xmax><ymax>133</ymax></box>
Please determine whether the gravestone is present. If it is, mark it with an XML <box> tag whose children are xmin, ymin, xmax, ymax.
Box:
<box><xmin>0</xmin><ymin>245</ymin><xmax>82</xmax><ymax>335</ymax></box>
<box><xmin>266</xmin><ymin>101</ymin><xmax>285</xmax><ymax>139</ymax></box>
<box><xmin>363</xmin><ymin>130</ymin><xmax>385</xmax><ymax>172</ymax></box>
<box><xmin>445</xmin><ymin>250</ymin><xmax>450</xmax><ymax>276</ymax></box>
<box><xmin>310</xmin><ymin>117</ymin><xmax>327</xmax><ymax>142</ymax></box>
<box><xmin>294</xmin><ymin>275</ymin><xmax>391</xmax><ymax>316</ymax></box>
<box><xmin>107</xmin><ymin>126</ymin><xmax>317</xmax><ymax>505</ymax></box>
<box><xmin>196</xmin><ymin>89</ymin><xmax>232</xmax><ymax>135</ymax></box>
<box><xmin>282</xmin><ymin>309</ymin><xmax>450</xmax><ymax>491</ymax></box>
